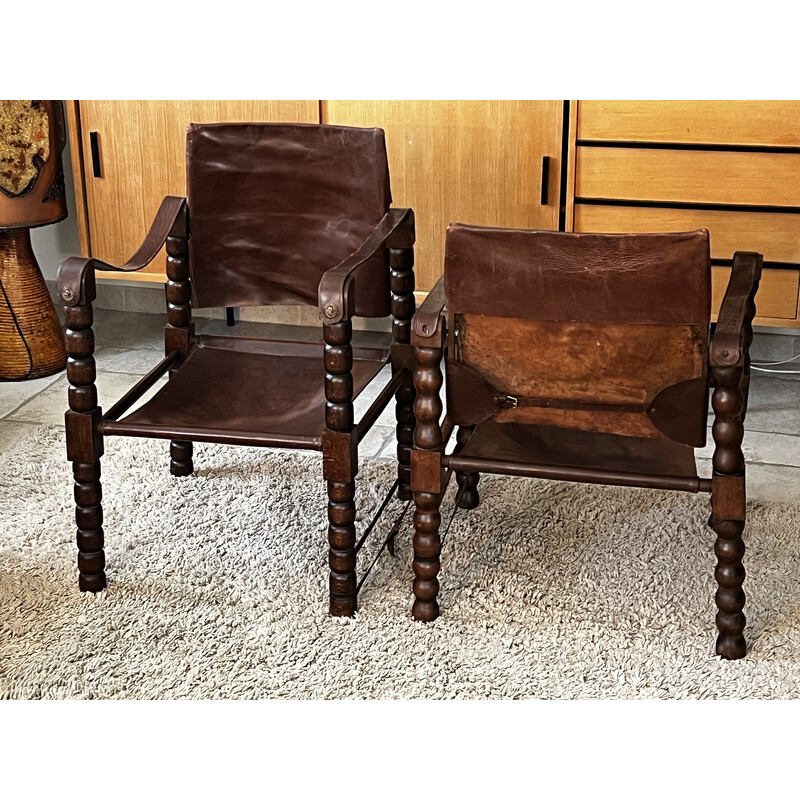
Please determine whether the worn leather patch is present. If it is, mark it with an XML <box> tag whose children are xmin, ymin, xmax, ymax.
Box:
<box><xmin>444</xmin><ymin>225</ymin><xmax>711</xmax><ymax>326</ymax></box>
<box><xmin>186</xmin><ymin>123</ymin><xmax>392</xmax><ymax>315</ymax></box>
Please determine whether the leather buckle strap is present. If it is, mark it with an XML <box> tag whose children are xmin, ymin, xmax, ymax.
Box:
<box><xmin>495</xmin><ymin>394</ymin><xmax>519</xmax><ymax>410</ymax></box>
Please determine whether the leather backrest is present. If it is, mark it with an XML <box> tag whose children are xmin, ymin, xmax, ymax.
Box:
<box><xmin>444</xmin><ymin>225</ymin><xmax>712</xmax><ymax>444</ymax></box>
<box><xmin>186</xmin><ymin>123</ymin><xmax>392</xmax><ymax>315</ymax></box>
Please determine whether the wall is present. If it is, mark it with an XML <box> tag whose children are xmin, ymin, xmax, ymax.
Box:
<box><xmin>30</xmin><ymin>113</ymin><xmax>82</xmax><ymax>282</ymax></box>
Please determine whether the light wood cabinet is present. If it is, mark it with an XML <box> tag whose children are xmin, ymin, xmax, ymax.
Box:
<box><xmin>321</xmin><ymin>101</ymin><xmax>564</xmax><ymax>291</ymax></box>
<box><xmin>69</xmin><ymin>100</ymin><xmax>564</xmax><ymax>294</ymax></box>
<box><xmin>68</xmin><ymin>101</ymin><xmax>319</xmax><ymax>282</ymax></box>
<box><xmin>569</xmin><ymin>100</ymin><xmax>800</xmax><ymax>328</ymax></box>
<box><xmin>69</xmin><ymin>100</ymin><xmax>800</xmax><ymax>328</ymax></box>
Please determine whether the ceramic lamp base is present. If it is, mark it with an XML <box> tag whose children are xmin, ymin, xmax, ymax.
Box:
<box><xmin>0</xmin><ymin>228</ymin><xmax>67</xmax><ymax>380</ymax></box>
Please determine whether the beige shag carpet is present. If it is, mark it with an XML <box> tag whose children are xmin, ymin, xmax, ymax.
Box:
<box><xmin>2</xmin><ymin>424</ymin><xmax>799</xmax><ymax>699</ymax></box>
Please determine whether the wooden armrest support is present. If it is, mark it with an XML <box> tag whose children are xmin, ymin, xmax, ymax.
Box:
<box><xmin>58</xmin><ymin>196</ymin><xmax>187</xmax><ymax>307</ymax></box>
<box><xmin>411</xmin><ymin>276</ymin><xmax>446</xmax><ymax>344</ymax></box>
<box><xmin>318</xmin><ymin>207</ymin><xmax>413</xmax><ymax>323</ymax></box>
<box><xmin>710</xmin><ymin>251</ymin><xmax>763</xmax><ymax>367</ymax></box>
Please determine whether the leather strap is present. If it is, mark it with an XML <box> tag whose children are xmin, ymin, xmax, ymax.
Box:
<box><xmin>318</xmin><ymin>207</ymin><xmax>413</xmax><ymax>323</ymax></box>
<box><xmin>59</xmin><ymin>196</ymin><xmax>186</xmax><ymax>307</ymax></box>
<box><xmin>445</xmin><ymin>358</ymin><xmax>708</xmax><ymax>446</ymax></box>
<box><xmin>411</xmin><ymin>275</ymin><xmax>446</xmax><ymax>342</ymax></box>
<box><xmin>711</xmin><ymin>251</ymin><xmax>763</xmax><ymax>367</ymax></box>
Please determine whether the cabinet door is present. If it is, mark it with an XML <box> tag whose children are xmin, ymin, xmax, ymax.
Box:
<box><xmin>322</xmin><ymin>101</ymin><xmax>564</xmax><ymax>292</ymax></box>
<box><xmin>77</xmin><ymin>100</ymin><xmax>319</xmax><ymax>281</ymax></box>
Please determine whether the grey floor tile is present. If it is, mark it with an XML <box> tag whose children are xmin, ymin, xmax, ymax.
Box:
<box><xmin>0</xmin><ymin>371</ymin><xmax>64</xmax><ymax>419</ymax></box>
<box><xmin>353</xmin><ymin>364</ymin><xmax>393</xmax><ymax>421</ymax></box>
<box><xmin>750</xmin><ymin>332</ymin><xmax>797</xmax><ymax>363</ymax></box>
<box><xmin>7</xmin><ymin>371</ymin><xmax>167</xmax><ymax>425</ymax></box>
<box><xmin>122</xmin><ymin>285</ymin><xmax>167</xmax><ymax>315</ymax></box>
<box><xmin>745</xmin><ymin>463</ymin><xmax>800</xmax><ymax>503</ymax></box>
<box><xmin>91</xmin><ymin>308</ymin><xmax>168</xmax><ymax>350</ymax></box>
<box><xmin>358</xmin><ymin>424</ymin><xmax>396</xmax><ymax>459</ymax></box>
<box><xmin>378</xmin><ymin>437</ymin><xmax>400</xmax><ymax>461</ymax></box>
<box><xmin>6</xmin><ymin>375</ymin><xmax>69</xmax><ymax>425</ymax></box>
<box><xmin>743</xmin><ymin>375</ymin><xmax>800</xmax><ymax>434</ymax></box>
<box><xmin>697</xmin><ymin>430</ymin><xmax>800</xmax><ymax>469</ymax></box>
<box><xmin>93</xmin><ymin>346</ymin><xmax>170</xmax><ymax>375</ymax></box>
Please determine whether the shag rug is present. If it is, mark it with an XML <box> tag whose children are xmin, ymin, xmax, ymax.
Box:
<box><xmin>2</xmin><ymin>424</ymin><xmax>799</xmax><ymax>700</ymax></box>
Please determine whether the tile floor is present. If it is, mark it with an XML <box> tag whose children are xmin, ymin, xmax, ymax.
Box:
<box><xmin>1</xmin><ymin>308</ymin><xmax>799</xmax><ymax>503</ymax></box>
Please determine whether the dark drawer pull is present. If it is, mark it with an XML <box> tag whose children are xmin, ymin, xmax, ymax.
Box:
<box><xmin>540</xmin><ymin>156</ymin><xmax>550</xmax><ymax>205</ymax></box>
<box><xmin>90</xmin><ymin>131</ymin><xmax>102</xmax><ymax>178</ymax></box>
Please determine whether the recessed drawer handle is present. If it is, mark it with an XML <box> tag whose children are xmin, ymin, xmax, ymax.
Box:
<box><xmin>90</xmin><ymin>131</ymin><xmax>102</xmax><ymax>178</ymax></box>
<box><xmin>541</xmin><ymin>155</ymin><xmax>550</xmax><ymax>205</ymax></box>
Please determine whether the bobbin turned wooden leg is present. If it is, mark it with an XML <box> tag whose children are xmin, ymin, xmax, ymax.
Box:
<box><xmin>710</xmin><ymin>364</ymin><xmax>747</xmax><ymax>660</ymax></box>
<box><xmin>395</xmin><ymin>380</ymin><xmax>416</xmax><ymax>501</ymax></box>
<box><xmin>323</xmin><ymin>319</ymin><xmax>358</xmax><ymax>616</ymax></box>
<box><xmin>164</xmin><ymin>214</ymin><xmax>195</xmax><ymax>477</ymax></box>
<box><xmin>412</xmin><ymin>344</ymin><xmax>444</xmax><ymax>621</ymax></box>
<box><xmin>170</xmin><ymin>440</ymin><xmax>193</xmax><ymax>477</ymax></box>
<box><xmin>64</xmin><ymin>285</ymin><xmax>106</xmax><ymax>592</ymax></box>
<box><xmin>72</xmin><ymin>460</ymin><xmax>105</xmax><ymax>591</ymax></box>
<box><xmin>455</xmin><ymin>425</ymin><xmax>480</xmax><ymax>510</ymax></box>
<box><xmin>389</xmin><ymin>245</ymin><xmax>416</xmax><ymax>501</ymax></box>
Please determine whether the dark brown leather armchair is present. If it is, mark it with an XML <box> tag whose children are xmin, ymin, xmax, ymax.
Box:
<box><xmin>58</xmin><ymin>123</ymin><xmax>416</xmax><ymax>616</ymax></box>
<box><xmin>410</xmin><ymin>225</ymin><xmax>761</xmax><ymax>659</ymax></box>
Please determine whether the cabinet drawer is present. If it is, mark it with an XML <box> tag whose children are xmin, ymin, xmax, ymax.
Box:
<box><xmin>576</xmin><ymin>147</ymin><xmax>800</xmax><ymax>207</ymax></box>
<box><xmin>712</xmin><ymin>267</ymin><xmax>798</xmax><ymax>320</ymax></box>
<box><xmin>573</xmin><ymin>204</ymin><xmax>800</xmax><ymax>264</ymax></box>
<box><xmin>578</xmin><ymin>101</ymin><xmax>800</xmax><ymax>147</ymax></box>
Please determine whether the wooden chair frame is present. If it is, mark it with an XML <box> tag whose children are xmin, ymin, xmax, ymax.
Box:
<box><xmin>410</xmin><ymin>241</ymin><xmax>762</xmax><ymax>659</ymax></box>
<box><xmin>59</xmin><ymin>190</ymin><xmax>416</xmax><ymax>618</ymax></box>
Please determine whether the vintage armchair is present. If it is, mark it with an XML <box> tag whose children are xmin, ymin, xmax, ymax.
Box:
<box><xmin>410</xmin><ymin>225</ymin><xmax>761</xmax><ymax>659</ymax></box>
<box><xmin>57</xmin><ymin>122</ymin><xmax>416</xmax><ymax>617</ymax></box>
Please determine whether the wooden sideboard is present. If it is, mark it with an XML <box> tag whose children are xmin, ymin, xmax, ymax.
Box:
<box><xmin>66</xmin><ymin>101</ymin><xmax>319</xmax><ymax>283</ymax></box>
<box><xmin>67</xmin><ymin>100</ymin><xmax>800</xmax><ymax>327</ymax></box>
<box><xmin>67</xmin><ymin>100</ymin><xmax>564</xmax><ymax>294</ymax></box>
<box><xmin>567</xmin><ymin>100</ymin><xmax>800</xmax><ymax>328</ymax></box>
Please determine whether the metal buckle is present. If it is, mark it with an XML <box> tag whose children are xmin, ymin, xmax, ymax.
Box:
<box><xmin>496</xmin><ymin>394</ymin><xmax>518</xmax><ymax>409</ymax></box>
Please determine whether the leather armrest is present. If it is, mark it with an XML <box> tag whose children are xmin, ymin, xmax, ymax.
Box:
<box><xmin>318</xmin><ymin>207</ymin><xmax>413</xmax><ymax>323</ymax></box>
<box><xmin>411</xmin><ymin>276</ymin><xmax>446</xmax><ymax>345</ymax></box>
<box><xmin>710</xmin><ymin>251</ymin><xmax>763</xmax><ymax>367</ymax></box>
<box><xmin>58</xmin><ymin>196</ymin><xmax>187</xmax><ymax>307</ymax></box>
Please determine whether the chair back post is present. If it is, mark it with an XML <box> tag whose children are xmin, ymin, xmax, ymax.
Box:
<box><xmin>410</xmin><ymin>314</ymin><xmax>445</xmax><ymax>621</ymax></box>
<box><xmin>388</xmin><ymin>209</ymin><xmax>416</xmax><ymax>499</ymax></box>
<box><xmin>164</xmin><ymin>200</ymin><xmax>192</xmax><ymax>360</ymax></box>
<box><xmin>709</xmin><ymin>252</ymin><xmax>762</xmax><ymax>659</ymax></box>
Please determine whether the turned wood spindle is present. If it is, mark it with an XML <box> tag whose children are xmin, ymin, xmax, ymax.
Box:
<box><xmin>455</xmin><ymin>425</ymin><xmax>480</xmax><ymax>509</ymax></box>
<box><xmin>390</xmin><ymin>246</ymin><xmax>416</xmax><ymax>501</ymax></box>
<box><xmin>165</xmin><ymin>223</ymin><xmax>195</xmax><ymax>476</ymax></box>
<box><xmin>710</xmin><ymin>363</ymin><xmax>747</xmax><ymax>660</ymax></box>
<box><xmin>65</xmin><ymin>297</ymin><xmax>106</xmax><ymax>592</ymax></box>
<box><xmin>324</xmin><ymin>320</ymin><xmax>357</xmax><ymax>615</ymax></box>
<box><xmin>412</xmin><ymin>344</ymin><xmax>444</xmax><ymax>621</ymax></box>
